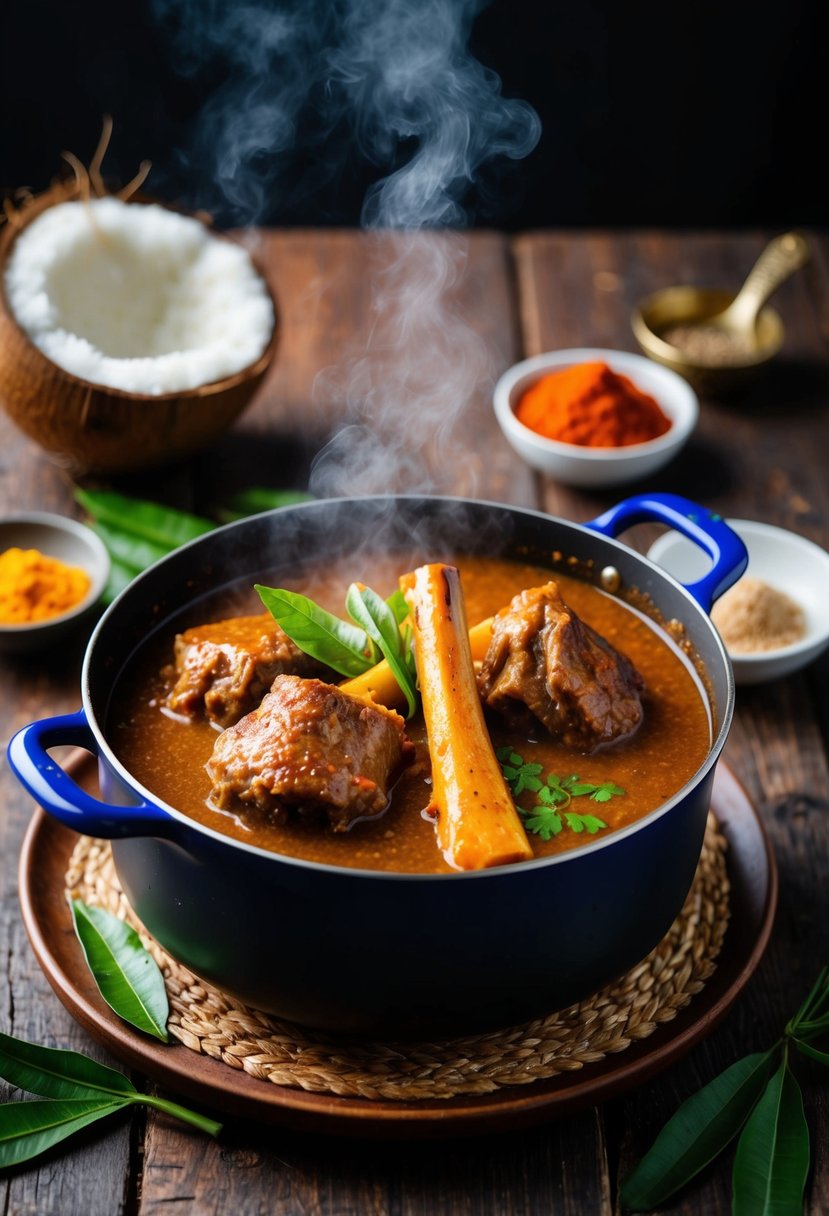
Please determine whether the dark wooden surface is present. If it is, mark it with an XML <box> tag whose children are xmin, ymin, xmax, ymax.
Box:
<box><xmin>1</xmin><ymin>228</ymin><xmax>828</xmax><ymax>1214</ymax></box>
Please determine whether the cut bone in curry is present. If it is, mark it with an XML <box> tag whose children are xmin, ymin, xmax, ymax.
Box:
<box><xmin>477</xmin><ymin>583</ymin><xmax>645</xmax><ymax>752</ymax></box>
<box><xmin>165</xmin><ymin>613</ymin><xmax>331</xmax><ymax>728</ymax></box>
<box><xmin>206</xmin><ymin>674</ymin><xmax>414</xmax><ymax>831</ymax></box>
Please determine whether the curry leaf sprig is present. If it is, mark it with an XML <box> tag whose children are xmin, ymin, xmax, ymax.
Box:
<box><xmin>0</xmin><ymin>1033</ymin><xmax>221</xmax><ymax>1168</ymax></box>
<box><xmin>620</xmin><ymin>967</ymin><xmax>829</xmax><ymax>1213</ymax></box>
<box><xmin>75</xmin><ymin>486</ymin><xmax>313</xmax><ymax>602</ymax></box>
<box><xmin>256</xmin><ymin>582</ymin><xmax>419</xmax><ymax>718</ymax></box>
<box><xmin>496</xmin><ymin>748</ymin><xmax>621</xmax><ymax>840</ymax></box>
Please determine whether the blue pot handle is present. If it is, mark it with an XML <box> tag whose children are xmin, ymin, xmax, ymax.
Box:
<box><xmin>7</xmin><ymin>709</ymin><xmax>174</xmax><ymax>838</ymax></box>
<box><xmin>586</xmin><ymin>492</ymin><xmax>748</xmax><ymax>613</ymax></box>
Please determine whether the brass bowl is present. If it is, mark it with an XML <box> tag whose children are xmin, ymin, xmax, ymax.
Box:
<box><xmin>0</xmin><ymin>196</ymin><xmax>279</xmax><ymax>476</ymax></box>
<box><xmin>631</xmin><ymin>286</ymin><xmax>784</xmax><ymax>395</ymax></box>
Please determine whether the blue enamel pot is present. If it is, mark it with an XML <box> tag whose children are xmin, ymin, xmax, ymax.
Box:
<box><xmin>8</xmin><ymin>493</ymin><xmax>746</xmax><ymax>1035</ymax></box>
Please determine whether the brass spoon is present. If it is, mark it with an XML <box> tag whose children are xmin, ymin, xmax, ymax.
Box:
<box><xmin>632</xmin><ymin>232</ymin><xmax>811</xmax><ymax>393</ymax></box>
<box><xmin>696</xmin><ymin>231</ymin><xmax>810</xmax><ymax>340</ymax></box>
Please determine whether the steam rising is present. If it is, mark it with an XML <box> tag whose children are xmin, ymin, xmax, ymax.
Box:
<box><xmin>152</xmin><ymin>0</ymin><xmax>541</xmax><ymax>499</ymax></box>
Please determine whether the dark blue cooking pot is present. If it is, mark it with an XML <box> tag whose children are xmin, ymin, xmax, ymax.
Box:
<box><xmin>8</xmin><ymin>493</ymin><xmax>746</xmax><ymax>1035</ymax></box>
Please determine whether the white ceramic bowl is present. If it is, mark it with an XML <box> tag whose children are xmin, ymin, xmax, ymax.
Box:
<box><xmin>493</xmin><ymin>347</ymin><xmax>699</xmax><ymax>487</ymax></box>
<box><xmin>0</xmin><ymin>512</ymin><xmax>110</xmax><ymax>653</ymax></box>
<box><xmin>648</xmin><ymin>519</ymin><xmax>829</xmax><ymax>684</ymax></box>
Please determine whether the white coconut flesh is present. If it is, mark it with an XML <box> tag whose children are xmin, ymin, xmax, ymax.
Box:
<box><xmin>4</xmin><ymin>198</ymin><xmax>274</xmax><ymax>396</ymax></box>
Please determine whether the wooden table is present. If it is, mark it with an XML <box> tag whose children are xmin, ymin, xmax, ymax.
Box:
<box><xmin>1</xmin><ymin>229</ymin><xmax>828</xmax><ymax>1214</ymax></box>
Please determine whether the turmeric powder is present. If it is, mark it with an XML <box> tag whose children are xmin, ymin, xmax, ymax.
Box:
<box><xmin>516</xmin><ymin>361</ymin><xmax>672</xmax><ymax>447</ymax></box>
<box><xmin>0</xmin><ymin>547</ymin><xmax>91</xmax><ymax>624</ymax></box>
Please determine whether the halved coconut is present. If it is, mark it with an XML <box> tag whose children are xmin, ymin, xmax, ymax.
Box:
<box><xmin>0</xmin><ymin>186</ymin><xmax>278</xmax><ymax>475</ymax></box>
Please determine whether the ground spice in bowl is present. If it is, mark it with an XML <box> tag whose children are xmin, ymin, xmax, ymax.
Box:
<box><xmin>711</xmin><ymin>576</ymin><xmax>807</xmax><ymax>653</ymax></box>
<box><xmin>515</xmin><ymin>361</ymin><xmax>672</xmax><ymax>447</ymax></box>
<box><xmin>659</xmin><ymin>324</ymin><xmax>761</xmax><ymax>368</ymax></box>
<box><xmin>0</xmin><ymin>547</ymin><xmax>91</xmax><ymax>624</ymax></box>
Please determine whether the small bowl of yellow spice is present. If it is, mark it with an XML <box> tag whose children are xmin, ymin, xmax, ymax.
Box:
<box><xmin>647</xmin><ymin>519</ymin><xmax>829</xmax><ymax>684</ymax></box>
<box><xmin>0</xmin><ymin>513</ymin><xmax>110</xmax><ymax>653</ymax></box>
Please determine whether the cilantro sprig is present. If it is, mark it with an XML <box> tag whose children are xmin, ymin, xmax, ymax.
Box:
<box><xmin>496</xmin><ymin>748</ymin><xmax>624</xmax><ymax>840</ymax></box>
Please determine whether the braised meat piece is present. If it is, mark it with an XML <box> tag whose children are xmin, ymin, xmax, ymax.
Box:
<box><xmin>165</xmin><ymin>613</ymin><xmax>328</xmax><ymax>729</ymax></box>
<box><xmin>478</xmin><ymin>582</ymin><xmax>644</xmax><ymax>752</ymax></box>
<box><xmin>206</xmin><ymin>674</ymin><xmax>414</xmax><ymax>831</ymax></box>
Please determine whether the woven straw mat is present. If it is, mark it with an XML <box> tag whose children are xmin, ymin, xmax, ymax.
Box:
<box><xmin>65</xmin><ymin>812</ymin><xmax>729</xmax><ymax>1102</ymax></box>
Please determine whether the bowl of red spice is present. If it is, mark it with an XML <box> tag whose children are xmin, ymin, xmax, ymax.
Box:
<box><xmin>493</xmin><ymin>348</ymin><xmax>698</xmax><ymax>487</ymax></box>
<box><xmin>0</xmin><ymin>512</ymin><xmax>110</xmax><ymax>653</ymax></box>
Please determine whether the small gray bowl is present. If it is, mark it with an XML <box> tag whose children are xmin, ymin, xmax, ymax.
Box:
<box><xmin>0</xmin><ymin>512</ymin><xmax>110</xmax><ymax>653</ymax></box>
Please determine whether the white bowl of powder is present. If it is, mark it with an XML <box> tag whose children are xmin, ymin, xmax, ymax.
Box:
<box><xmin>648</xmin><ymin>519</ymin><xmax>829</xmax><ymax>684</ymax></box>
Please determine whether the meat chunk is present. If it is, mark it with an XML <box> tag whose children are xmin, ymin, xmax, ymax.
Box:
<box><xmin>477</xmin><ymin>583</ymin><xmax>644</xmax><ymax>752</ymax></box>
<box><xmin>206</xmin><ymin>674</ymin><xmax>414</xmax><ymax>831</ymax></box>
<box><xmin>165</xmin><ymin>613</ymin><xmax>328</xmax><ymax>729</ymax></box>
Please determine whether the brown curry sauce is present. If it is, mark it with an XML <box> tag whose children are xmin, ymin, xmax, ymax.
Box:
<box><xmin>108</xmin><ymin>555</ymin><xmax>711</xmax><ymax>874</ymax></box>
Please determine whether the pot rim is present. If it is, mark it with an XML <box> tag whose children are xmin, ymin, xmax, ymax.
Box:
<box><xmin>82</xmin><ymin>492</ymin><xmax>736</xmax><ymax>881</ymax></box>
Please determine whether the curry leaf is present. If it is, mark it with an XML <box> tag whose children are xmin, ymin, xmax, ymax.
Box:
<box><xmin>792</xmin><ymin>1039</ymin><xmax>829</xmax><ymax>1068</ymax></box>
<box><xmin>90</xmin><ymin>520</ymin><xmax>172</xmax><ymax>574</ymax></box>
<box><xmin>731</xmin><ymin>1058</ymin><xmax>810</xmax><ymax>1216</ymax></box>
<box><xmin>71</xmin><ymin>902</ymin><xmax>169</xmax><ymax>1043</ymax></box>
<box><xmin>385</xmin><ymin>588</ymin><xmax>410</xmax><ymax>628</ymax></box>
<box><xmin>0</xmin><ymin>1033</ymin><xmax>138</xmax><ymax>1101</ymax></box>
<box><xmin>75</xmin><ymin>489</ymin><xmax>213</xmax><ymax>549</ymax></box>
<box><xmin>346</xmin><ymin>583</ymin><xmax>418</xmax><ymax>718</ymax></box>
<box><xmin>0</xmin><ymin>1099</ymin><xmax>130</xmax><ymax>1168</ymax></box>
<box><xmin>0</xmin><ymin>1032</ymin><xmax>223</xmax><ymax>1142</ymax></box>
<box><xmin>255</xmin><ymin>585</ymin><xmax>374</xmax><ymax>677</ymax></box>
<box><xmin>216</xmin><ymin>487</ymin><xmax>314</xmax><ymax>522</ymax></box>
<box><xmin>620</xmin><ymin>1050</ymin><xmax>776</xmax><ymax>1211</ymax></box>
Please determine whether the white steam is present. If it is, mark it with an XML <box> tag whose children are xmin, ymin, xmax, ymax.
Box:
<box><xmin>152</xmin><ymin>0</ymin><xmax>541</xmax><ymax>498</ymax></box>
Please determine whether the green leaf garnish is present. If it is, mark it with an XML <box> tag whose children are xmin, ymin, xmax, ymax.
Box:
<box><xmin>345</xmin><ymin>583</ymin><xmax>418</xmax><ymax>718</ymax></box>
<box><xmin>255</xmin><ymin>585</ymin><xmax>374</xmax><ymax>677</ymax></box>
<box><xmin>255</xmin><ymin>581</ymin><xmax>419</xmax><ymax>716</ymax></box>
<box><xmin>0</xmin><ymin>1032</ymin><xmax>222</xmax><ymax>1147</ymax></box>
<box><xmin>497</xmin><ymin>751</ymin><xmax>618</xmax><ymax>838</ymax></box>
<box><xmin>70</xmin><ymin>901</ymin><xmax>169</xmax><ymax>1043</ymax></box>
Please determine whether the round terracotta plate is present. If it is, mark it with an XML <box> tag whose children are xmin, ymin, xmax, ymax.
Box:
<box><xmin>18</xmin><ymin>758</ymin><xmax>776</xmax><ymax>1139</ymax></box>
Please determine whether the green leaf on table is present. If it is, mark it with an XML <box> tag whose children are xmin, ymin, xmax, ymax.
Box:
<box><xmin>216</xmin><ymin>487</ymin><xmax>314</xmax><ymax>522</ymax></box>
<box><xmin>0</xmin><ymin>1098</ymin><xmax>130</xmax><ymax>1168</ymax></box>
<box><xmin>793</xmin><ymin>1039</ymin><xmax>829</xmax><ymax>1069</ymax></box>
<box><xmin>0</xmin><ymin>1029</ymin><xmax>223</xmax><ymax>1169</ymax></box>
<box><xmin>732</xmin><ymin>1058</ymin><xmax>810</xmax><ymax>1216</ymax></box>
<box><xmin>91</xmin><ymin>520</ymin><xmax>173</xmax><ymax>574</ymax></box>
<box><xmin>620</xmin><ymin>1049</ymin><xmax>776</xmax><ymax>1211</ymax></box>
<box><xmin>256</xmin><ymin>585</ymin><xmax>374</xmax><ymax>677</ymax></box>
<box><xmin>71</xmin><ymin>902</ymin><xmax>169</xmax><ymax>1043</ymax></box>
<box><xmin>0</xmin><ymin>1033</ymin><xmax>137</xmax><ymax>1101</ymax></box>
<box><xmin>345</xmin><ymin>583</ymin><xmax>418</xmax><ymax>718</ymax></box>
<box><xmin>75</xmin><ymin>488</ymin><xmax>213</xmax><ymax>549</ymax></box>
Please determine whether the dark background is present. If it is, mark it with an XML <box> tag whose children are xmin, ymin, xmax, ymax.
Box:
<box><xmin>2</xmin><ymin>0</ymin><xmax>824</xmax><ymax>231</ymax></box>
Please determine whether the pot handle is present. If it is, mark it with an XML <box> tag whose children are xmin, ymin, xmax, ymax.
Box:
<box><xmin>7</xmin><ymin>709</ymin><xmax>174</xmax><ymax>839</ymax></box>
<box><xmin>585</xmin><ymin>492</ymin><xmax>748</xmax><ymax>613</ymax></box>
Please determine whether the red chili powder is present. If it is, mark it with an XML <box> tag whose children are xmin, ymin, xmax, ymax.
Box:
<box><xmin>515</xmin><ymin>361</ymin><xmax>672</xmax><ymax>447</ymax></box>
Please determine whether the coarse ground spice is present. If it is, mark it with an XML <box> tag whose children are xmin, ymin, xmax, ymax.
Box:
<box><xmin>711</xmin><ymin>576</ymin><xmax>807</xmax><ymax>653</ymax></box>
<box><xmin>515</xmin><ymin>361</ymin><xmax>672</xmax><ymax>447</ymax></box>
<box><xmin>660</xmin><ymin>323</ymin><xmax>760</xmax><ymax>367</ymax></box>
<box><xmin>0</xmin><ymin>547</ymin><xmax>91</xmax><ymax>624</ymax></box>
